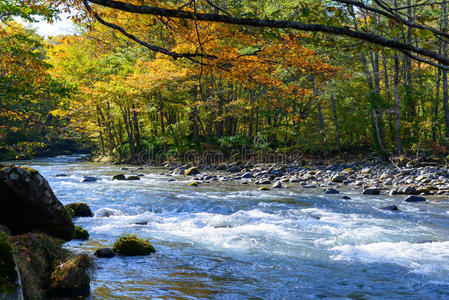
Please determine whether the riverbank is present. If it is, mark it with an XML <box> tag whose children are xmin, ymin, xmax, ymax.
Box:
<box><xmin>144</xmin><ymin>159</ymin><xmax>449</xmax><ymax>199</ymax></box>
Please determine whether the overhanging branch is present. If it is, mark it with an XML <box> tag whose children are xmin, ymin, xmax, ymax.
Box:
<box><xmin>86</xmin><ymin>0</ymin><xmax>449</xmax><ymax>66</ymax></box>
<box><xmin>81</xmin><ymin>0</ymin><xmax>216</xmax><ymax>60</ymax></box>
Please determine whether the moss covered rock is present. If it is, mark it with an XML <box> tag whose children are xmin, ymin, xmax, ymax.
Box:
<box><xmin>185</xmin><ymin>167</ymin><xmax>200</xmax><ymax>176</ymax></box>
<box><xmin>11</xmin><ymin>233</ymin><xmax>72</xmax><ymax>298</ymax></box>
<box><xmin>49</xmin><ymin>254</ymin><xmax>95</xmax><ymax>297</ymax></box>
<box><xmin>65</xmin><ymin>203</ymin><xmax>93</xmax><ymax>217</ymax></box>
<box><xmin>65</xmin><ymin>206</ymin><xmax>75</xmax><ymax>219</ymax></box>
<box><xmin>74</xmin><ymin>226</ymin><xmax>89</xmax><ymax>240</ymax></box>
<box><xmin>112</xmin><ymin>235</ymin><xmax>156</xmax><ymax>256</ymax></box>
<box><xmin>0</xmin><ymin>165</ymin><xmax>74</xmax><ymax>240</ymax></box>
<box><xmin>127</xmin><ymin>175</ymin><xmax>140</xmax><ymax>181</ymax></box>
<box><xmin>0</xmin><ymin>232</ymin><xmax>18</xmax><ymax>295</ymax></box>
<box><xmin>112</xmin><ymin>173</ymin><xmax>126</xmax><ymax>181</ymax></box>
<box><xmin>189</xmin><ymin>181</ymin><xmax>199</xmax><ymax>187</ymax></box>
<box><xmin>259</xmin><ymin>186</ymin><xmax>270</xmax><ymax>191</ymax></box>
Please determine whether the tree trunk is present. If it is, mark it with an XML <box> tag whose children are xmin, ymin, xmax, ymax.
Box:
<box><xmin>394</xmin><ymin>53</ymin><xmax>402</xmax><ymax>154</ymax></box>
<box><xmin>331</xmin><ymin>94</ymin><xmax>341</xmax><ymax>152</ymax></box>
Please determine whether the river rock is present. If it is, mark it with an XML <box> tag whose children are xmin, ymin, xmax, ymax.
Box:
<box><xmin>241</xmin><ymin>172</ymin><xmax>253</xmax><ymax>179</ymax></box>
<box><xmin>48</xmin><ymin>254</ymin><xmax>94</xmax><ymax>297</ymax></box>
<box><xmin>0</xmin><ymin>165</ymin><xmax>74</xmax><ymax>240</ymax></box>
<box><xmin>331</xmin><ymin>174</ymin><xmax>346</xmax><ymax>183</ymax></box>
<box><xmin>256</xmin><ymin>179</ymin><xmax>271</xmax><ymax>185</ymax></box>
<box><xmin>95</xmin><ymin>208</ymin><xmax>121</xmax><ymax>217</ymax></box>
<box><xmin>113</xmin><ymin>235</ymin><xmax>156</xmax><ymax>256</ymax></box>
<box><xmin>362</xmin><ymin>187</ymin><xmax>380</xmax><ymax>195</ymax></box>
<box><xmin>342</xmin><ymin>196</ymin><xmax>351</xmax><ymax>199</ymax></box>
<box><xmin>324</xmin><ymin>188</ymin><xmax>340</xmax><ymax>194</ymax></box>
<box><xmin>82</xmin><ymin>176</ymin><xmax>97</xmax><ymax>182</ymax></box>
<box><xmin>94</xmin><ymin>248</ymin><xmax>115</xmax><ymax>258</ymax></box>
<box><xmin>112</xmin><ymin>174</ymin><xmax>126</xmax><ymax>181</ymax></box>
<box><xmin>404</xmin><ymin>195</ymin><xmax>426</xmax><ymax>202</ymax></box>
<box><xmin>74</xmin><ymin>226</ymin><xmax>89</xmax><ymax>240</ymax></box>
<box><xmin>127</xmin><ymin>175</ymin><xmax>140</xmax><ymax>180</ymax></box>
<box><xmin>228</xmin><ymin>166</ymin><xmax>242</xmax><ymax>173</ymax></box>
<box><xmin>401</xmin><ymin>186</ymin><xmax>418</xmax><ymax>195</ymax></box>
<box><xmin>380</xmin><ymin>205</ymin><xmax>399</xmax><ymax>211</ymax></box>
<box><xmin>66</xmin><ymin>203</ymin><xmax>93</xmax><ymax>217</ymax></box>
<box><xmin>272</xmin><ymin>181</ymin><xmax>282</xmax><ymax>188</ymax></box>
<box><xmin>184</xmin><ymin>167</ymin><xmax>200</xmax><ymax>176</ymax></box>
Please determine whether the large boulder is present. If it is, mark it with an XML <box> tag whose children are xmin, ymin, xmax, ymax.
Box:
<box><xmin>0</xmin><ymin>165</ymin><xmax>74</xmax><ymax>241</ymax></box>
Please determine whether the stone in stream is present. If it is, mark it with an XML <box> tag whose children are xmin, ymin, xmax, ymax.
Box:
<box><xmin>184</xmin><ymin>167</ymin><xmax>201</xmax><ymax>176</ymax></box>
<box><xmin>342</xmin><ymin>196</ymin><xmax>351</xmax><ymax>199</ymax></box>
<box><xmin>94</xmin><ymin>248</ymin><xmax>115</xmax><ymax>258</ymax></box>
<box><xmin>65</xmin><ymin>203</ymin><xmax>93</xmax><ymax>217</ymax></box>
<box><xmin>256</xmin><ymin>179</ymin><xmax>271</xmax><ymax>185</ymax></box>
<box><xmin>241</xmin><ymin>172</ymin><xmax>253</xmax><ymax>179</ymax></box>
<box><xmin>379</xmin><ymin>205</ymin><xmax>399</xmax><ymax>211</ymax></box>
<box><xmin>127</xmin><ymin>175</ymin><xmax>140</xmax><ymax>180</ymax></box>
<box><xmin>362</xmin><ymin>187</ymin><xmax>380</xmax><ymax>195</ymax></box>
<box><xmin>74</xmin><ymin>226</ymin><xmax>89</xmax><ymax>240</ymax></box>
<box><xmin>331</xmin><ymin>174</ymin><xmax>346</xmax><ymax>183</ymax></box>
<box><xmin>112</xmin><ymin>174</ymin><xmax>126</xmax><ymax>181</ymax></box>
<box><xmin>324</xmin><ymin>188</ymin><xmax>339</xmax><ymax>194</ymax></box>
<box><xmin>401</xmin><ymin>186</ymin><xmax>418</xmax><ymax>195</ymax></box>
<box><xmin>0</xmin><ymin>165</ymin><xmax>74</xmax><ymax>240</ymax></box>
<box><xmin>404</xmin><ymin>195</ymin><xmax>426</xmax><ymax>202</ymax></box>
<box><xmin>272</xmin><ymin>181</ymin><xmax>282</xmax><ymax>189</ymax></box>
<box><xmin>189</xmin><ymin>181</ymin><xmax>199</xmax><ymax>187</ymax></box>
<box><xmin>55</xmin><ymin>174</ymin><xmax>68</xmax><ymax>177</ymax></box>
<box><xmin>82</xmin><ymin>176</ymin><xmax>97</xmax><ymax>182</ymax></box>
<box><xmin>168</xmin><ymin>178</ymin><xmax>176</xmax><ymax>182</ymax></box>
<box><xmin>95</xmin><ymin>208</ymin><xmax>121</xmax><ymax>218</ymax></box>
<box><xmin>48</xmin><ymin>254</ymin><xmax>94</xmax><ymax>297</ymax></box>
<box><xmin>113</xmin><ymin>235</ymin><xmax>156</xmax><ymax>256</ymax></box>
<box><xmin>135</xmin><ymin>221</ymin><xmax>148</xmax><ymax>225</ymax></box>
<box><xmin>227</xmin><ymin>165</ymin><xmax>242</xmax><ymax>173</ymax></box>
<box><xmin>259</xmin><ymin>186</ymin><xmax>270</xmax><ymax>191</ymax></box>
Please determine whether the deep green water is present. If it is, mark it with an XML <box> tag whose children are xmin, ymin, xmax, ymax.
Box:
<box><xmin>18</xmin><ymin>155</ymin><xmax>449</xmax><ymax>299</ymax></box>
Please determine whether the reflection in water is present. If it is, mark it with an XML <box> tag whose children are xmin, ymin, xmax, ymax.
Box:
<box><xmin>10</xmin><ymin>155</ymin><xmax>449</xmax><ymax>299</ymax></box>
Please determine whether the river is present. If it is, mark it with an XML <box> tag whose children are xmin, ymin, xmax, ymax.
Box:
<box><xmin>16</xmin><ymin>155</ymin><xmax>449</xmax><ymax>299</ymax></box>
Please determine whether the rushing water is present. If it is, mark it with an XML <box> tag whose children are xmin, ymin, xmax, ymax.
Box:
<box><xmin>14</xmin><ymin>155</ymin><xmax>449</xmax><ymax>299</ymax></box>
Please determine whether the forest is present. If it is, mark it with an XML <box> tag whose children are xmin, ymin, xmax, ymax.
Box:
<box><xmin>1</xmin><ymin>0</ymin><xmax>449</xmax><ymax>162</ymax></box>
